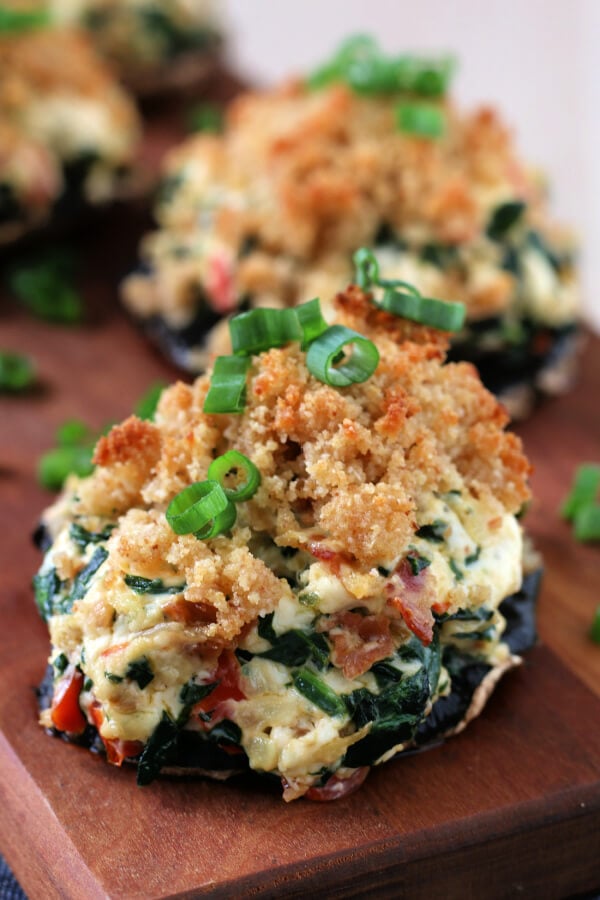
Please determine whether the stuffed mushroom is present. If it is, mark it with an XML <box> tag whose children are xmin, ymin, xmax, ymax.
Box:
<box><xmin>122</xmin><ymin>36</ymin><xmax>579</xmax><ymax>416</ymax></box>
<box><xmin>0</xmin><ymin>10</ymin><xmax>140</xmax><ymax>245</ymax></box>
<box><xmin>35</xmin><ymin>277</ymin><xmax>538</xmax><ymax>801</ymax></box>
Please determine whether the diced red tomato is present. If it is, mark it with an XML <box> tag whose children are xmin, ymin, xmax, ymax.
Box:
<box><xmin>51</xmin><ymin>666</ymin><xmax>87</xmax><ymax>734</ymax></box>
<box><xmin>206</xmin><ymin>253</ymin><xmax>236</xmax><ymax>314</ymax></box>
<box><xmin>89</xmin><ymin>702</ymin><xmax>143</xmax><ymax>767</ymax></box>
<box><xmin>305</xmin><ymin>767</ymin><xmax>370</xmax><ymax>802</ymax></box>
<box><xmin>196</xmin><ymin>649</ymin><xmax>246</xmax><ymax>728</ymax></box>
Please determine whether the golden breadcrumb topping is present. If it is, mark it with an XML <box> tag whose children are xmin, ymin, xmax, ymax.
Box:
<box><xmin>123</xmin><ymin>79</ymin><xmax>577</xmax><ymax>337</ymax></box>
<box><xmin>49</xmin><ymin>289</ymin><xmax>530</xmax><ymax>652</ymax></box>
<box><xmin>0</xmin><ymin>22</ymin><xmax>140</xmax><ymax>228</ymax></box>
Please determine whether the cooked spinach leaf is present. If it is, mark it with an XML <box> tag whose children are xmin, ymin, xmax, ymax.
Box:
<box><xmin>137</xmin><ymin>712</ymin><xmax>179</xmax><ymax>786</ymax></box>
<box><xmin>464</xmin><ymin>546</ymin><xmax>481</xmax><ymax>566</ymax></box>
<box><xmin>208</xmin><ymin>719</ymin><xmax>242</xmax><ymax>747</ymax></box>
<box><xmin>70</xmin><ymin>547</ymin><xmax>108</xmax><ymax>603</ymax></box>
<box><xmin>292</xmin><ymin>669</ymin><xmax>347</xmax><ymax>717</ymax></box>
<box><xmin>406</xmin><ymin>551</ymin><xmax>431</xmax><ymax>576</ymax></box>
<box><xmin>177</xmin><ymin>680</ymin><xmax>217</xmax><ymax>725</ymax></box>
<box><xmin>53</xmin><ymin>653</ymin><xmax>68</xmax><ymax>674</ymax></box>
<box><xmin>256</xmin><ymin>614</ymin><xmax>329</xmax><ymax>668</ymax></box>
<box><xmin>124</xmin><ymin>574</ymin><xmax>186</xmax><ymax>595</ymax></box>
<box><xmin>448</xmin><ymin>558</ymin><xmax>464</xmax><ymax>581</ymax></box>
<box><xmin>257</xmin><ymin>627</ymin><xmax>329</xmax><ymax>670</ymax></box>
<box><xmin>69</xmin><ymin>522</ymin><xmax>114</xmax><ymax>551</ymax></box>
<box><xmin>105</xmin><ymin>672</ymin><xmax>124</xmax><ymax>684</ymax></box>
<box><xmin>126</xmin><ymin>657</ymin><xmax>154</xmax><ymax>689</ymax></box>
<box><xmin>443</xmin><ymin>606</ymin><xmax>493</xmax><ymax>624</ymax></box>
<box><xmin>33</xmin><ymin>567</ymin><xmax>61</xmax><ymax>621</ymax></box>
<box><xmin>257</xmin><ymin>612</ymin><xmax>277</xmax><ymax>643</ymax></box>
<box><xmin>486</xmin><ymin>201</ymin><xmax>526</xmax><ymax>240</ymax></box>
<box><xmin>343</xmin><ymin>666</ymin><xmax>430</xmax><ymax>767</ymax></box>
<box><xmin>415</xmin><ymin>519</ymin><xmax>447</xmax><ymax>542</ymax></box>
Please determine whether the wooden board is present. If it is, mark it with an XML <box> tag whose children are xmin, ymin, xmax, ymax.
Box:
<box><xmin>1</xmin><ymin>207</ymin><xmax>600</xmax><ymax>899</ymax></box>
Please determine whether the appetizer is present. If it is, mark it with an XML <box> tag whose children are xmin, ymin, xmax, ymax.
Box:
<box><xmin>49</xmin><ymin>0</ymin><xmax>222</xmax><ymax>96</ymax></box>
<box><xmin>123</xmin><ymin>36</ymin><xmax>579</xmax><ymax>415</ymax></box>
<box><xmin>35</xmin><ymin>264</ymin><xmax>539</xmax><ymax>801</ymax></box>
<box><xmin>0</xmin><ymin>9</ymin><xmax>140</xmax><ymax>245</ymax></box>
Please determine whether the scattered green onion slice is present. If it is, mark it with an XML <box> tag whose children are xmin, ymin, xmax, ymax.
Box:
<box><xmin>306</xmin><ymin>325</ymin><xmax>379</xmax><ymax>387</ymax></box>
<box><xmin>590</xmin><ymin>607</ymin><xmax>600</xmax><ymax>645</ymax></box>
<box><xmin>8</xmin><ymin>252</ymin><xmax>83</xmax><ymax>324</ymax></box>
<box><xmin>55</xmin><ymin>418</ymin><xmax>93</xmax><ymax>447</ymax></box>
<box><xmin>135</xmin><ymin>382</ymin><xmax>166</xmax><ymax>421</ymax></box>
<box><xmin>187</xmin><ymin>102</ymin><xmax>223</xmax><ymax>134</ymax></box>
<box><xmin>560</xmin><ymin>464</ymin><xmax>600</xmax><ymax>521</ymax></box>
<box><xmin>353</xmin><ymin>247</ymin><xmax>380</xmax><ymax>290</ymax></box>
<box><xmin>207</xmin><ymin>450</ymin><xmax>261</xmax><ymax>502</ymax></box>
<box><xmin>166</xmin><ymin>480</ymin><xmax>236</xmax><ymax>539</ymax></box>
<box><xmin>380</xmin><ymin>287</ymin><xmax>465</xmax><ymax>331</ymax></box>
<box><xmin>203</xmin><ymin>355</ymin><xmax>251</xmax><ymax>415</ymax></box>
<box><xmin>295</xmin><ymin>298</ymin><xmax>329</xmax><ymax>348</ymax></box>
<box><xmin>397</xmin><ymin>102</ymin><xmax>445</xmax><ymax>138</ymax></box>
<box><xmin>0</xmin><ymin>351</ymin><xmax>35</xmax><ymax>392</ymax></box>
<box><xmin>37</xmin><ymin>446</ymin><xmax>95</xmax><ymax>491</ymax></box>
<box><xmin>230</xmin><ymin>307</ymin><xmax>301</xmax><ymax>356</ymax></box>
<box><xmin>0</xmin><ymin>7</ymin><xmax>49</xmax><ymax>32</ymax></box>
<box><xmin>307</xmin><ymin>35</ymin><xmax>455</xmax><ymax>98</ymax></box>
<box><xmin>574</xmin><ymin>504</ymin><xmax>600</xmax><ymax>543</ymax></box>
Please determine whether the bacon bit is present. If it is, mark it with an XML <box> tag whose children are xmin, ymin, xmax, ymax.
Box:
<box><xmin>320</xmin><ymin>611</ymin><xmax>395</xmax><ymax>679</ymax></box>
<box><xmin>205</xmin><ymin>253</ymin><xmax>236</xmax><ymax>314</ymax></box>
<box><xmin>388</xmin><ymin>594</ymin><xmax>434</xmax><ymax>645</ymax></box>
<box><xmin>100</xmin><ymin>641</ymin><xmax>130</xmax><ymax>659</ymax></box>
<box><xmin>90</xmin><ymin>702</ymin><xmax>142</xmax><ymax>766</ymax></box>
<box><xmin>307</xmin><ymin>542</ymin><xmax>354</xmax><ymax>576</ymax></box>
<box><xmin>51</xmin><ymin>666</ymin><xmax>87</xmax><ymax>734</ymax></box>
<box><xmin>487</xmin><ymin>517</ymin><xmax>503</xmax><ymax>531</ymax></box>
<box><xmin>385</xmin><ymin>557</ymin><xmax>434</xmax><ymax>645</ymax></box>
<box><xmin>305</xmin><ymin>767</ymin><xmax>370</xmax><ymax>802</ymax></box>
<box><xmin>163</xmin><ymin>598</ymin><xmax>217</xmax><ymax>625</ymax></box>
<box><xmin>196</xmin><ymin>649</ymin><xmax>246</xmax><ymax>730</ymax></box>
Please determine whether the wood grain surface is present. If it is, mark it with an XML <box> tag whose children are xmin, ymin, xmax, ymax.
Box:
<box><xmin>1</xmin><ymin>202</ymin><xmax>599</xmax><ymax>898</ymax></box>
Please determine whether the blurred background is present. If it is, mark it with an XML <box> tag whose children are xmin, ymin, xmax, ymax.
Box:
<box><xmin>224</xmin><ymin>0</ymin><xmax>599</xmax><ymax>331</ymax></box>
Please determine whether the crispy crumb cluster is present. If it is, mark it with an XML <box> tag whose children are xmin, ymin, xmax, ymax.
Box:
<box><xmin>47</xmin><ymin>288</ymin><xmax>530</xmax><ymax>652</ymax></box>
<box><xmin>123</xmin><ymin>79</ymin><xmax>577</xmax><ymax>337</ymax></box>
<box><xmin>0</xmin><ymin>23</ymin><xmax>140</xmax><ymax>240</ymax></box>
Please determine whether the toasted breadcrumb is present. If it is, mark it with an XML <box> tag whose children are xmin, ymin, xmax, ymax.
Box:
<box><xmin>50</xmin><ymin>288</ymin><xmax>530</xmax><ymax>651</ymax></box>
<box><xmin>123</xmin><ymin>80</ymin><xmax>577</xmax><ymax>334</ymax></box>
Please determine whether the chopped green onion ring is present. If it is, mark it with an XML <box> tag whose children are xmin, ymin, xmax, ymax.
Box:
<box><xmin>0</xmin><ymin>6</ymin><xmax>49</xmax><ymax>32</ymax></box>
<box><xmin>203</xmin><ymin>355</ymin><xmax>251</xmax><ymax>415</ymax></box>
<box><xmin>353</xmin><ymin>247</ymin><xmax>380</xmax><ymax>290</ymax></box>
<box><xmin>295</xmin><ymin>298</ymin><xmax>329</xmax><ymax>348</ymax></box>
<box><xmin>207</xmin><ymin>450</ymin><xmax>261</xmax><ymax>502</ymax></box>
<box><xmin>380</xmin><ymin>287</ymin><xmax>465</xmax><ymax>331</ymax></box>
<box><xmin>560</xmin><ymin>464</ymin><xmax>600</xmax><ymax>521</ymax></box>
<box><xmin>135</xmin><ymin>382</ymin><xmax>165</xmax><ymax>421</ymax></box>
<box><xmin>0</xmin><ymin>351</ymin><xmax>35</xmax><ymax>392</ymax></box>
<box><xmin>166</xmin><ymin>480</ymin><xmax>236</xmax><ymax>539</ymax></box>
<box><xmin>230</xmin><ymin>307</ymin><xmax>301</xmax><ymax>356</ymax></box>
<box><xmin>37</xmin><ymin>446</ymin><xmax>94</xmax><ymax>491</ymax></box>
<box><xmin>306</xmin><ymin>325</ymin><xmax>379</xmax><ymax>387</ymax></box>
<box><xmin>397</xmin><ymin>102</ymin><xmax>445</xmax><ymax>138</ymax></box>
<box><xmin>307</xmin><ymin>35</ymin><xmax>455</xmax><ymax>98</ymax></box>
<box><xmin>574</xmin><ymin>504</ymin><xmax>600</xmax><ymax>543</ymax></box>
<box><xmin>590</xmin><ymin>606</ymin><xmax>600</xmax><ymax>645</ymax></box>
